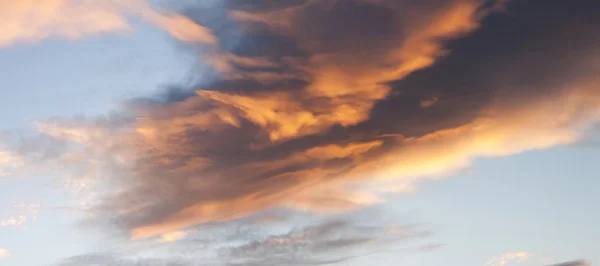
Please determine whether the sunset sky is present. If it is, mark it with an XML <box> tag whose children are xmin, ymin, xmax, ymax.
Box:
<box><xmin>0</xmin><ymin>0</ymin><xmax>598</xmax><ymax>265</ymax></box>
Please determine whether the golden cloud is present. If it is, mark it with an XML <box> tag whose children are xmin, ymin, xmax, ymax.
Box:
<box><xmin>216</xmin><ymin>0</ymin><xmax>492</xmax><ymax>142</ymax></box>
<box><xmin>117</xmin><ymin>79</ymin><xmax>600</xmax><ymax>239</ymax></box>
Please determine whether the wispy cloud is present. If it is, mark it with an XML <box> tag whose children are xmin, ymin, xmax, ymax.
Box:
<box><xmin>0</xmin><ymin>150</ymin><xmax>23</xmax><ymax>177</ymax></box>
<box><xmin>0</xmin><ymin>202</ymin><xmax>40</xmax><ymax>229</ymax></box>
<box><xmin>0</xmin><ymin>216</ymin><xmax>27</xmax><ymax>227</ymax></box>
<box><xmin>56</xmin><ymin>212</ymin><xmax>438</xmax><ymax>265</ymax></box>
<box><xmin>485</xmin><ymin>252</ymin><xmax>530</xmax><ymax>266</ymax></box>
<box><xmin>158</xmin><ymin>230</ymin><xmax>193</xmax><ymax>243</ymax></box>
<box><xmin>0</xmin><ymin>0</ymin><xmax>214</xmax><ymax>48</ymax></box>
<box><xmin>420</xmin><ymin>96</ymin><xmax>440</xmax><ymax>108</ymax></box>
<box><xmin>547</xmin><ymin>261</ymin><xmax>592</xmax><ymax>266</ymax></box>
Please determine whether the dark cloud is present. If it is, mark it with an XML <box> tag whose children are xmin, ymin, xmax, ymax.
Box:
<box><xmin>4</xmin><ymin>0</ymin><xmax>600</xmax><ymax>257</ymax></box>
<box><xmin>547</xmin><ymin>261</ymin><xmax>592</xmax><ymax>266</ymax></box>
<box><xmin>0</xmin><ymin>1</ymin><xmax>596</xmax><ymax>266</ymax></box>
<box><xmin>41</xmin><ymin>0</ymin><xmax>508</xmax><ymax>239</ymax></box>
<box><xmin>117</xmin><ymin>0</ymin><xmax>599</xmax><ymax>238</ymax></box>
<box><xmin>368</xmin><ymin>0</ymin><xmax>600</xmax><ymax>137</ymax></box>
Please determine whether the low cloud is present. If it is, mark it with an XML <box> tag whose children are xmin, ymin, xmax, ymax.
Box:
<box><xmin>56</xmin><ymin>212</ymin><xmax>439</xmax><ymax>266</ymax></box>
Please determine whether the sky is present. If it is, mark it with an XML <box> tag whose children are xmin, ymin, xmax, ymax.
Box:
<box><xmin>0</xmin><ymin>0</ymin><xmax>598</xmax><ymax>266</ymax></box>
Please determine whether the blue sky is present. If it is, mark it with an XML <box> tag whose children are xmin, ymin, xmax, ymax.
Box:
<box><xmin>0</xmin><ymin>20</ymin><xmax>190</xmax><ymax>265</ymax></box>
<box><xmin>0</xmin><ymin>22</ymin><xmax>192</xmax><ymax>130</ymax></box>
<box><xmin>0</xmin><ymin>1</ymin><xmax>598</xmax><ymax>266</ymax></box>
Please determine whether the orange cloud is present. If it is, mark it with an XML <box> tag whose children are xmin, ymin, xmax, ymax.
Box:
<box><xmin>351</xmin><ymin>81</ymin><xmax>600</xmax><ymax>183</ymax></box>
<box><xmin>4</xmin><ymin>0</ymin><xmax>514</xmax><ymax>240</ymax></box>
<box><xmin>420</xmin><ymin>96</ymin><xmax>440</xmax><ymax>108</ymax></box>
<box><xmin>284</xmin><ymin>188</ymin><xmax>385</xmax><ymax>213</ymax></box>
<box><xmin>218</xmin><ymin>0</ymin><xmax>493</xmax><ymax>142</ymax></box>
<box><xmin>157</xmin><ymin>230</ymin><xmax>193</xmax><ymax>243</ymax></box>
<box><xmin>131</xmin><ymin>2</ymin><xmax>216</xmax><ymax>44</ymax></box>
<box><xmin>0</xmin><ymin>0</ymin><xmax>214</xmax><ymax>47</ymax></box>
<box><xmin>304</xmin><ymin>141</ymin><xmax>383</xmax><ymax>160</ymax></box>
<box><xmin>127</xmin><ymin>140</ymin><xmax>385</xmax><ymax>238</ymax></box>
<box><xmin>128</xmin><ymin>76</ymin><xmax>600</xmax><ymax>239</ymax></box>
<box><xmin>6</xmin><ymin>0</ymin><xmax>600</xmax><ymax>243</ymax></box>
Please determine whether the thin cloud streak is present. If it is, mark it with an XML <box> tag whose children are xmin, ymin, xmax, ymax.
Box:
<box><xmin>547</xmin><ymin>261</ymin><xmax>593</xmax><ymax>266</ymax></box>
<box><xmin>0</xmin><ymin>0</ymin><xmax>215</xmax><ymax>47</ymax></box>
<box><xmin>56</xmin><ymin>212</ymin><xmax>439</xmax><ymax>266</ymax></box>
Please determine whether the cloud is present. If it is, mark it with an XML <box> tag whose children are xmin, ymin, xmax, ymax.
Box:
<box><xmin>3</xmin><ymin>0</ymin><xmax>600</xmax><ymax>248</ymax></box>
<box><xmin>56</xmin><ymin>212</ymin><xmax>438</xmax><ymax>265</ymax></box>
<box><xmin>0</xmin><ymin>0</ymin><xmax>509</xmax><ymax>239</ymax></box>
<box><xmin>483</xmin><ymin>253</ymin><xmax>592</xmax><ymax>266</ymax></box>
<box><xmin>0</xmin><ymin>216</ymin><xmax>27</xmax><ymax>227</ymax></box>
<box><xmin>420</xmin><ymin>96</ymin><xmax>440</xmax><ymax>108</ymax></box>
<box><xmin>0</xmin><ymin>248</ymin><xmax>10</xmax><ymax>259</ymax></box>
<box><xmin>210</xmin><ymin>0</ymin><xmax>497</xmax><ymax>142</ymax></box>
<box><xmin>219</xmin><ymin>219</ymin><xmax>431</xmax><ymax>266</ymax></box>
<box><xmin>547</xmin><ymin>261</ymin><xmax>592</xmax><ymax>266</ymax></box>
<box><xmin>0</xmin><ymin>150</ymin><xmax>22</xmax><ymax>177</ymax></box>
<box><xmin>0</xmin><ymin>202</ymin><xmax>40</xmax><ymax>229</ymax></box>
<box><xmin>0</xmin><ymin>0</ymin><xmax>215</xmax><ymax>47</ymax></box>
<box><xmin>56</xmin><ymin>254</ymin><xmax>189</xmax><ymax>266</ymax></box>
<box><xmin>158</xmin><ymin>230</ymin><xmax>193</xmax><ymax>243</ymax></box>
<box><xmin>485</xmin><ymin>252</ymin><xmax>530</xmax><ymax>266</ymax></box>
<box><xmin>347</xmin><ymin>80</ymin><xmax>600</xmax><ymax>184</ymax></box>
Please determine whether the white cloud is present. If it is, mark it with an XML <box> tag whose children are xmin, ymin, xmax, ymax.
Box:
<box><xmin>485</xmin><ymin>252</ymin><xmax>530</xmax><ymax>266</ymax></box>
<box><xmin>0</xmin><ymin>248</ymin><xmax>10</xmax><ymax>259</ymax></box>
<box><xmin>0</xmin><ymin>151</ymin><xmax>23</xmax><ymax>177</ymax></box>
<box><xmin>0</xmin><ymin>202</ymin><xmax>40</xmax><ymax>229</ymax></box>
<box><xmin>0</xmin><ymin>216</ymin><xmax>27</xmax><ymax>227</ymax></box>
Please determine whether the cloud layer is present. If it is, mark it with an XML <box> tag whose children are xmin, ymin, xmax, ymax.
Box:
<box><xmin>56</xmin><ymin>211</ymin><xmax>438</xmax><ymax>265</ymax></box>
<box><xmin>548</xmin><ymin>261</ymin><xmax>593</xmax><ymax>266</ymax></box>
<box><xmin>1</xmin><ymin>1</ymin><xmax>600</xmax><ymax>260</ymax></box>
